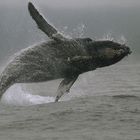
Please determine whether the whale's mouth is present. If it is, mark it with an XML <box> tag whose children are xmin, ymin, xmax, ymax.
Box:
<box><xmin>124</xmin><ymin>46</ymin><xmax>132</xmax><ymax>55</ymax></box>
<box><xmin>128</xmin><ymin>49</ymin><xmax>132</xmax><ymax>55</ymax></box>
<box><xmin>117</xmin><ymin>45</ymin><xmax>132</xmax><ymax>58</ymax></box>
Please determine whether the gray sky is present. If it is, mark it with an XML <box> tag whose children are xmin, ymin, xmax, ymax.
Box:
<box><xmin>1</xmin><ymin>0</ymin><xmax>140</xmax><ymax>8</ymax></box>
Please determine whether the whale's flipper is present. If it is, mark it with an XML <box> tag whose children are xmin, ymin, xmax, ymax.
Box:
<box><xmin>67</xmin><ymin>56</ymin><xmax>93</xmax><ymax>66</ymax></box>
<box><xmin>68</xmin><ymin>56</ymin><xmax>93</xmax><ymax>63</ymax></box>
<box><xmin>28</xmin><ymin>2</ymin><xmax>66</xmax><ymax>41</ymax></box>
<box><xmin>55</xmin><ymin>76</ymin><xmax>78</xmax><ymax>102</ymax></box>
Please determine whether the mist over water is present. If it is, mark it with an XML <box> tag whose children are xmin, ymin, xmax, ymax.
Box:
<box><xmin>0</xmin><ymin>1</ymin><xmax>140</xmax><ymax>140</ymax></box>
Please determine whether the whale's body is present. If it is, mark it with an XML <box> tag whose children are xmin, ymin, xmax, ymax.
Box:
<box><xmin>0</xmin><ymin>38</ymin><xmax>93</xmax><ymax>98</ymax></box>
<box><xmin>0</xmin><ymin>2</ymin><xmax>131</xmax><ymax>102</ymax></box>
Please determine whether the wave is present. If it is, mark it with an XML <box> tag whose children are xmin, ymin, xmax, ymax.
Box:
<box><xmin>112</xmin><ymin>94</ymin><xmax>140</xmax><ymax>99</ymax></box>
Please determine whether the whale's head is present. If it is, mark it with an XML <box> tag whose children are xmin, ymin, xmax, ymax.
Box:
<box><xmin>87</xmin><ymin>40</ymin><xmax>131</xmax><ymax>68</ymax></box>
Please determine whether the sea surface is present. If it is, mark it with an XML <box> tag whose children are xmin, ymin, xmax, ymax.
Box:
<box><xmin>0</xmin><ymin>58</ymin><xmax>140</xmax><ymax>140</ymax></box>
<box><xmin>0</xmin><ymin>1</ymin><xmax>140</xmax><ymax>140</ymax></box>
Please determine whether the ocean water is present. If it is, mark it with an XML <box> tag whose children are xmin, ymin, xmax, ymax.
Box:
<box><xmin>0</xmin><ymin>1</ymin><xmax>140</xmax><ymax>140</ymax></box>
<box><xmin>0</xmin><ymin>58</ymin><xmax>140</xmax><ymax>140</ymax></box>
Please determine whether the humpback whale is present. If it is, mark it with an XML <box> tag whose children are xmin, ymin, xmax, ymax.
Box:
<box><xmin>0</xmin><ymin>2</ymin><xmax>131</xmax><ymax>102</ymax></box>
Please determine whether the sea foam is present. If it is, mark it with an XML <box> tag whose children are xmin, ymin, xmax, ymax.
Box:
<box><xmin>1</xmin><ymin>84</ymin><xmax>55</xmax><ymax>106</ymax></box>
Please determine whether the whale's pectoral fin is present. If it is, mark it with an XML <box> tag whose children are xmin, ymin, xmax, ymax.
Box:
<box><xmin>67</xmin><ymin>56</ymin><xmax>93</xmax><ymax>65</ymax></box>
<box><xmin>28</xmin><ymin>2</ymin><xmax>66</xmax><ymax>41</ymax></box>
<box><xmin>55</xmin><ymin>76</ymin><xmax>78</xmax><ymax>102</ymax></box>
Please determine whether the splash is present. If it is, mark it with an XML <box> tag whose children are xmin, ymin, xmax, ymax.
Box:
<box><xmin>60</xmin><ymin>23</ymin><xmax>86</xmax><ymax>38</ymax></box>
<box><xmin>117</xmin><ymin>35</ymin><xmax>127</xmax><ymax>44</ymax></box>
<box><xmin>72</xmin><ymin>23</ymin><xmax>86</xmax><ymax>38</ymax></box>
<box><xmin>59</xmin><ymin>26</ymin><xmax>72</xmax><ymax>39</ymax></box>
<box><xmin>1</xmin><ymin>84</ymin><xmax>55</xmax><ymax>106</ymax></box>
<box><xmin>97</xmin><ymin>32</ymin><xmax>127</xmax><ymax>45</ymax></box>
<box><xmin>98</xmin><ymin>32</ymin><xmax>115</xmax><ymax>41</ymax></box>
<box><xmin>0</xmin><ymin>82</ymin><xmax>87</xmax><ymax>106</ymax></box>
